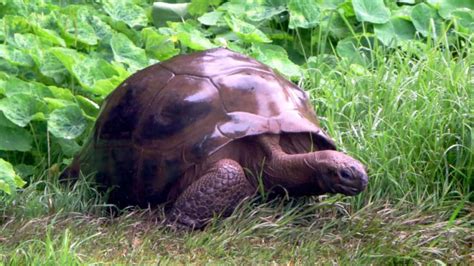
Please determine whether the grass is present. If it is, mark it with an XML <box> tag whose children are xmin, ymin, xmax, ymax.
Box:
<box><xmin>1</xmin><ymin>37</ymin><xmax>473</xmax><ymax>264</ymax></box>
<box><xmin>1</xmin><ymin>183</ymin><xmax>472</xmax><ymax>264</ymax></box>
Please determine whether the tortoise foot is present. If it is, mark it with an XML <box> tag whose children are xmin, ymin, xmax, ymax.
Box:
<box><xmin>166</xmin><ymin>159</ymin><xmax>255</xmax><ymax>230</ymax></box>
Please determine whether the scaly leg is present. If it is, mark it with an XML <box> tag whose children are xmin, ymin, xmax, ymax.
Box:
<box><xmin>167</xmin><ymin>159</ymin><xmax>255</xmax><ymax>229</ymax></box>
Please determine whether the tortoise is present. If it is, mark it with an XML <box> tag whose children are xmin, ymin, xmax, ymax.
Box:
<box><xmin>63</xmin><ymin>48</ymin><xmax>368</xmax><ymax>229</ymax></box>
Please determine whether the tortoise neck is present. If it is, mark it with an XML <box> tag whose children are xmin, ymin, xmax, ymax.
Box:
<box><xmin>255</xmin><ymin>135</ymin><xmax>320</xmax><ymax>191</ymax></box>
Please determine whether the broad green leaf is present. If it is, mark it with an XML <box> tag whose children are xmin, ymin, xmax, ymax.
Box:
<box><xmin>32</xmin><ymin>26</ymin><xmax>66</xmax><ymax>47</ymax></box>
<box><xmin>189</xmin><ymin>0</ymin><xmax>209</xmax><ymax>16</ymax></box>
<box><xmin>0</xmin><ymin>78</ymin><xmax>4</xmax><ymax>96</ymax></box>
<box><xmin>322</xmin><ymin>13</ymin><xmax>353</xmax><ymax>40</ymax></box>
<box><xmin>352</xmin><ymin>0</ymin><xmax>391</xmax><ymax>24</ymax></box>
<box><xmin>0</xmin><ymin>112</ymin><xmax>15</xmax><ymax>127</ymax></box>
<box><xmin>152</xmin><ymin>2</ymin><xmax>190</xmax><ymax>27</ymax></box>
<box><xmin>48</xmin><ymin>105</ymin><xmax>87</xmax><ymax>139</ymax></box>
<box><xmin>39</xmin><ymin>50</ymin><xmax>70</xmax><ymax>84</ymax></box>
<box><xmin>110</xmin><ymin>33</ymin><xmax>150</xmax><ymax>72</ymax></box>
<box><xmin>0</xmin><ymin>125</ymin><xmax>32</xmax><ymax>151</ymax></box>
<box><xmin>10</xmin><ymin>33</ymin><xmax>45</xmax><ymax>67</ymax></box>
<box><xmin>0</xmin><ymin>180</ymin><xmax>10</xmax><ymax>194</ymax></box>
<box><xmin>288</xmin><ymin>0</ymin><xmax>321</xmax><ymax>29</ymax></box>
<box><xmin>218</xmin><ymin>0</ymin><xmax>284</xmax><ymax>22</ymax></box>
<box><xmin>72</xmin><ymin>57</ymin><xmax>119</xmax><ymax>89</ymax></box>
<box><xmin>14</xmin><ymin>174</ymin><xmax>25</xmax><ymax>189</ymax></box>
<box><xmin>158</xmin><ymin>27</ymin><xmax>176</xmax><ymax>36</ymax></box>
<box><xmin>427</xmin><ymin>0</ymin><xmax>442</xmax><ymax>6</ymax></box>
<box><xmin>25</xmin><ymin>13</ymin><xmax>65</xmax><ymax>47</ymax></box>
<box><xmin>0</xmin><ymin>0</ymin><xmax>29</xmax><ymax>17</ymax></box>
<box><xmin>198</xmin><ymin>11</ymin><xmax>224</xmax><ymax>26</ymax></box>
<box><xmin>337</xmin><ymin>38</ymin><xmax>360</xmax><ymax>63</ymax></box>
<box><xmin>374</xmin><ymin>17</ymin><xmax>416</xmax><ymax>46</ymax></box>
<box><xmin>55</xmin><ymin>137</ymin><xmax>81</xmax><ymax>157</ymax></box>
<box><xmin>306</xmin><ymin>54</ymin><xmax>338</xmax><ymax>75</ymax></box>
<box><xmin>10</xmin><ymin>33</ymin><xmax>40</xmax><ymax>50</ymax></box>
<box><xmin>103</xmin><ymin>0</ymin><xmax>148</xmax><ymax>28</ymax></box>
<box><xmin>57</xmin><ymin>7</ymin><xmax>98</xmax><ymax>46</ymax></box>
<box><xmin>336</xmin><ymin>37</ymin><xmax>374</xmax><ymax>67</ymax></box>
<box><xmin>392</xmin><ymin>5</ymin><xmax>414</xmax><ymax>19</ymax></box>
<box><xmin>216</xmin><ymin>2</ymin><xmax>246</xmax><ymax>16</ymax></box>
<box><xmin>75</xmin><ymin>95</ymin><xmax>100</xmax><ymax>118</ymax></box>
<box><xmin>142</xmin><ymin>28</ymin><xmax>180</xmax><ymax>60</ymax></box>
<box><xmin>172</xmin><ymin>22</ymin><xmax>217</xmax><ymax>50</ymax></box>
<box><xmin>14</xmin><ymin>164</ymin><xmax>35</xmax><ymax>180</ymax></box>
<box><xmin>223</xmin><ymin>42</ymin><xmax>246</xmax><ymax>54</ymax></box>
<box><xmin>189</xmin><ymin>0</ymin><xmax>222</xmax><ymax>16</ymax></box>
<box><xmin>411</xmin><ymin>3</ymin><xmax>444</xmax><ymax>37</ymax></box>
<box><xmin>99</xmin><ymin>12</ymin><xmax>142</xmax><ymax>44</ymax></box>
<box><xmin>48</xmin><ymin>86</ymin><xmax>76</xmax><ymax>102</ymax></box>
<box><xmin>90</xmin><ymin>76</ymin><xmax>125</xmax><ymax>98</ymax></box>
<box><xmin>2</xmin><ymin>15</ymin><xmax>30</xmax><ymax>38</ymax></box>
<box><xmin>320</xmin><ymin>0</ymin><xmax>345</xmax><ymax>10</ymax></box>
<box><xmin>3</xmin><ymin>77</ymin><xmax>53</xmax><ymax>98</ymax></box>
<box><xmin>0</xmin><ymin>19</ymin><xmax>4</xmax><ymax>42</ymax></box>
<box><xmin>251</xmin><ymin>44</ymin><xmax>302</xmax><ymax>78</ymax></box>
<box><xmin>452</xmin><ymin>10</ymin><xmax>474</xmax><ymax>34</ymax></box>
<box><xmin>225</xmin><ymin>17</ymin><xmax>271</xmax><ymax>43</ymax></box>
<box><xmin>88</xmin><ymin>15</ymin><xmax>114</xmax><ymax>43</ymax></box>
<box><xmin>438</xmin><ymin>0</ymin><xmax>474</xmax><ymax>19</ymax></box>
<box><xmin>0</xmin><ymin>59</ymin><xmax>19</xmax><ymax>75</ymax></box>
<box><xmin>336</xmin><ymin>2</ymin><xmax>355</xmax><ymax>18</ymax></box>
<box><xmin>0</xmin><ymin>44</ymin><xmax>34</xmax><ymax>67</ymax></box>
<box><xmin>43</xmin><ymin>97</ymin><xmax>75</xmax><ymax>111</ymax></box>
<box><xmin>246</xmin><ymin>5</ymin><xmax>286</xmax><ymax>22</ymax></box>
<box><xmin>50</xmin><ymin>47</ymin><xmax>86</xmax><ymax>74</ymax></box>
<box><xmin>0</xmin><ymin>158</ymin><xmax>26</xmax><ymax>194</ymax></box>
<box><xmin>0</xmin><ymin>94</ymin><xmax>47</xmax><ymax>127</ymax></box>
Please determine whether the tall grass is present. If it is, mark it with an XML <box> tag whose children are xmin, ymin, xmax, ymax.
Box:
<box><xmin>306</xmin><ymin>36</ymin><xmax>473</xmax><ymax>205</ymax></box>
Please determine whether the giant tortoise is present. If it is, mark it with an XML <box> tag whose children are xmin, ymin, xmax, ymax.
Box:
<box><xmin>63</xmin><ymin>48</ymin><xmax>368</xmax><ymax>229</ymax></box>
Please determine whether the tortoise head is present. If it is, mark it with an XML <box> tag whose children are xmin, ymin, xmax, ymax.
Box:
<box><xmin>257</xmin><ymin>135</ymin><xmax>368</xmax><ymax>196</ymax></box>
<box><xmin>302</xmin><ymin>150</ymin><xmax>369</xmax><ymax>196</ymax></box>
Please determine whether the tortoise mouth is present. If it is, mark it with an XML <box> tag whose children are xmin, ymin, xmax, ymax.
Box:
<box><xmin>333</xmin><ymin>179</ymin><xmax>368</xmax><ymax>196</ymax></box>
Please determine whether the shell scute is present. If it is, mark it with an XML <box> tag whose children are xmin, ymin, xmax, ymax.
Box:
<box><xmin>132</xmin><ymin>75</ymin><xmax>225</xmax><ymax>149</ymax></box>
<box><xmin>95</xmin><ymin>65</ymin><xmax>175</xmax><ymax>143</ymax></box>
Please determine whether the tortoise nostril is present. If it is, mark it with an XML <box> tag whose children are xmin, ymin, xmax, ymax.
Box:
<box><xmin>360</xmin><ymin>173</ymin><xmax>369</xmax><ymax>186</ymax></box>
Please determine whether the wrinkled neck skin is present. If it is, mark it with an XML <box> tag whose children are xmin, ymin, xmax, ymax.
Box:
<box><xmin>249</xmin><ymin>134</ymin><xmax>325</xmax><ymax>195</ymax></box>
<box><xmin>244</xmin><ymin>134</ymin><xmax>368</xmax><ymax>197</ymax></box>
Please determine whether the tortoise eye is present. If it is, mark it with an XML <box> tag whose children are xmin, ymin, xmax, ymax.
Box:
<box><xmin>340</xmin><ymin>169</ymin><xmax>352</xmax><ymax>180</ymax></box>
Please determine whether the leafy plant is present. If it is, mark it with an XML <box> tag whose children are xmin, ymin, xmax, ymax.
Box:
<box><xmin>0</xmin><ymin>158</ymin><xmax>26</xmax><ymax>194</ymax></box>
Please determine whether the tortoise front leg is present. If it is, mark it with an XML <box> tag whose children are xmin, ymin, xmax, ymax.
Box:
<box><xmin>167</xmin><ymin>159</ymin><xmax>255</xmax><ymax>229</ymax></box>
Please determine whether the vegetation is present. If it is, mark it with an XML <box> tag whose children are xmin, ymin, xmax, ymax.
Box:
<box><xmin>0</xmin><ymin>0</ymin><xmax>472</xmax><ymax>264</ymax></box>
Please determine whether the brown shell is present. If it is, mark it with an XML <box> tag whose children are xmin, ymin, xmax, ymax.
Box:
<box><xmin>77</xmin><ymin>48</ymin><xmax>336</xmax><ymax>205</ymax></box>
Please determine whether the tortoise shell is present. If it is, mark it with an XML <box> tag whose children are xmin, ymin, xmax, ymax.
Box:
<box><xmin>75</xmin><ymin>48</ymin><xmax>336</xmax><ymax>206</ymax></box>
